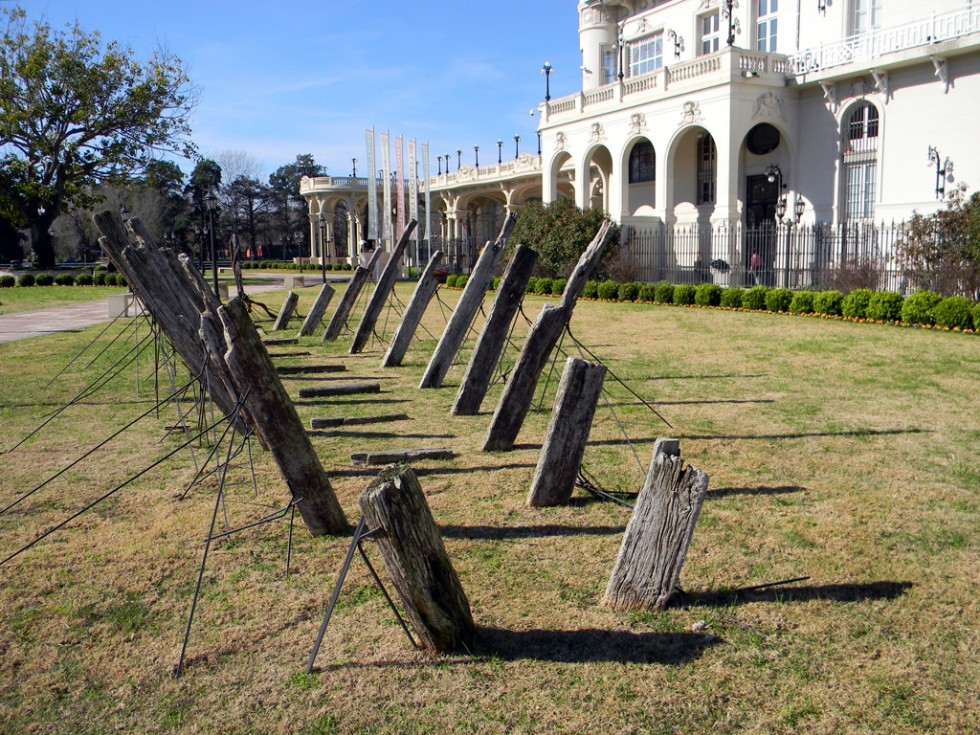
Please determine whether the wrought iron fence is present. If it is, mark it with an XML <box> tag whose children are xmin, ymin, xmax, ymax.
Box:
<box><xmin>617</xmin><ymin>221</ymin><xmax>915</xmax><ymax>294</ymax></box>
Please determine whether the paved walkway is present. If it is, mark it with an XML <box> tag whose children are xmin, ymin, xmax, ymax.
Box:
<box><xmin>0</xmin><ymin>278</ymin><xmax>326</xmax><ymax>344</ymax></box>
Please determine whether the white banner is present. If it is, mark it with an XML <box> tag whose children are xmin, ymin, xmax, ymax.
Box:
<box><xmin>407</xmin><ymin>139</ymin><xmax>418</xmax><ymax>242</ymax></box>
<box><xmin>395</xmin><ymin>134</ymin><xmax>406</xmax><ymax>239</ymax></box>
<box><xmin>422</xmin><ymin>141</ymin><xmax>431</xmax><ymax>256</ymax></box>
<box><xmin>380</xmin><ymin>130</ymin><xmax>392</xmax><ymax>245</ymax></box>
<box><xmin>365</xmin><ymin>128</ymin><xmax>378</xmax><ymax>242</ymax></box>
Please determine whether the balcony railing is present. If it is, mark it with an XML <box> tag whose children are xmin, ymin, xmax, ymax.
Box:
<box><xmin>789</xmin><ymin>4</ymin><xmax>980</xmax><ymax>76</ymax></box>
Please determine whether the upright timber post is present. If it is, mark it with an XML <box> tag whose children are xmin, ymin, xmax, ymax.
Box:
<box><xmin>323</xmin><ymin>248</ymin><xmax>382</xmax><ymax>342</ymax></box>
<box><xmin>272</xmin><ymin>291</ymin><xmax>299</xmax><ymax>331</ymax></box>
<box><xmin>298</xmin><ymin>283</ymin><xmax>336</xmax><ymax>337</ymax></box>
<box><xmin>604</xmin><ymin>438</ymin><xmax>709</xmax><ymax>610</ymax></box>
<box><xmin>526</xmin><ymin>357</ymin><xmax>606</xmax><ymax>507</ymax></box>
<box><xmin>381</xmin><ymin>251</ymin><xmax>444</xmax><ymax>367</ymax></box>
<box><xmin>482</xmin><ymin>220</ymin><xmax>615</xmax><ymax>451</ymax></box>
<box><xmin>418</xmin><ymin>214</ymin><xmax>516</xmax><ymax>389</ymax></box>
<box><xmin>358</xmin><ymin>465</ymin><xmax>474</xmax><ymax>651</ymax></box>
<box><xmin>452</xmin><ymin>244</ymin><xmax>537</xmax><ymax>415</ymax></box>
<box><xmin>350</xmin><ymin>220</ymin><xmax>417</xmax><ymax>354</ymax></box>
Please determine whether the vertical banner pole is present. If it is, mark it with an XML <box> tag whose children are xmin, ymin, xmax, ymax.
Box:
<box><xmin>422</xmin><ymin>141</ymin><xmax>432</xmax><ymax>261</ymax></box>
<box><xmin>366</xmin><ymin>128</ymin><xmax>378</xmax><ymax>247</ymax></box>
<box><xmin>408</xmin><ymin>139</ymin><xmax>419</xmax><ymax>269</ymax></box>
<box><xmin>381</xmin><ymin>130</ymin><xmax>392</xmax><ymax>250</ymax></box>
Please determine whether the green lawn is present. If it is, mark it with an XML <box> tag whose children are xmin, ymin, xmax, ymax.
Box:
<box><xmin>0</xmin><ymin>284</ymin><xmax>125</xmax><ymax>315</ymax></box>
<box><xmin>0</xmin><ymin>285</ymin><xmax>977</xmax><ymax>734</ymax></box>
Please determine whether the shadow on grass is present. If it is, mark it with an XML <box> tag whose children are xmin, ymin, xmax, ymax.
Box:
<box><xmin>294</xmin><ymin>398</ymin><xmax>409</xmax><ymax>407</ymax></box>
<box><xmin>471</xmin><ymin>627</ymin><xmax>719</xmax><ymax>664</ymax></box>
<box><xmin>308</xmin><ymin>430</ymin><xmax>454</xmax><ymax>440</ymax></box>
<box><xmin>680</xmin><ymin>581</ymin><xmax>913</xmax><ymax>607</ymax></box>
<box><xmin>414</xmin><ymin>463</ymin><xmax>537</xmax><ymax>476</ymax></box>
<box><xmin>707</xmin><ymin>485</ymin><xmax>804</xmax><ymax>498</ymax></box>
<box><xmin>280</xmin><ymin>375</ymin><xmax>396</xmax><ymax>382</ymax></box>
<box><xmin>642</xmin><ymin>373</ymin><xmax>769</xmax><ymax>381</ymax></box>
<box><xmin>675</xmin><ymin>428</ymin><xmax>928</xmax><ymax>441</ymax></box>
<box><xmin>439</xmin><ymin>524</ymin><xmax>624</xmax><ymax>540</ymax></box>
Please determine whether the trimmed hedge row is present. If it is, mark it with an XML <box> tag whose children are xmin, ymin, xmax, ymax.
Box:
<box><xmin>240</xmin><ymin>261</ymin><xmax>354</xmax><ymax>271</ymax></box>
<box><xmin>4</xmin><ymin>272</ymin><xmax>128</xmax><ymax>287</ymax></box>
<box><xmin>582</xmin><ymin>279</ymin><xmax>980</xmax><ymax>331</ymax></box>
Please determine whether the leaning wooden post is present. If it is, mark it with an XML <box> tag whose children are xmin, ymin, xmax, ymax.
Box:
<box><xmin>418</xmin><ymin>214</ymin><xmax>516</xmax><ymax>389</ymax></box>
<box><xmin>604</xmin><ymin>439</ymin><xmax>709</xmax><ymax>610</ymax></box>
<box><xmin>272</xmin><ymin>291</ymin><xmax>299</xmax><ymax>331</ymax></box>
<box><xmin>350</xmin><ymin>220</ymin><xmax>418</xmax><ymax>354</ymax></box>
<box><xmin>358</xmin><ymin>465</ymin><xmax>474</xmax><ymax>651</ymax></box>
<box><xmin>323</xmin><ymin>248</ymin><xmax>382</xmax><ymax>341</ymax></box>
<box><xmin>212</xmin><ymin>299</ymin><xmax>349</xmax><ymax>536</ymax></box>
<box><xmin>452</xmin><ymin>244</ymin><xmax>537</xmax><ymax>415</ymax></box>
<box><xmin>381</xmin><ymin>251</ymin><xmax>444</xmax><ymax>367</ymax></box>
<box><xmin>527</xmin><ymin>358</ymin><xmax>606</xmax><ymax>507</ymax></box>
<box><xmin>298</xmin><ymin>283</ymin><xmax>336</xmax><ymax>337</ymax></box>
<box><xmin>482</xmin><ymin>221</ymin><xmax>615</xmax><ymax>452</ymax></box>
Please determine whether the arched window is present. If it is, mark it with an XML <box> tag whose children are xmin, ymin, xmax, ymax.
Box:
<box><xmin>842</xmin><ymin>102</ymin><xmax>879</xmax><ymax>221</ymax></box>
<box><xmin>697</xmin><ymin>133</ymin><xmax>717</xmax><ymax>205</ymax></box>
<box><xmin>628</xmin><ymin>141</ymin><xmax>655</xmax><ymax>183</ymax></box>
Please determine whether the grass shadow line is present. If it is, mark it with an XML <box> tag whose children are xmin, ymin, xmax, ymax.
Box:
<box><xmin>439</xmin><ymin>524</ymin><xmax>624</xmax><ymax>540</ymax></box>
<box><xmin>707</xmin><ymin>485</ymin><xmax>805</xmax><ymax>499</ymax></box>
<box><xmin>680</xmin><ymin>580</ymin><xmax>913</xmax><ymax>608</ymax></box>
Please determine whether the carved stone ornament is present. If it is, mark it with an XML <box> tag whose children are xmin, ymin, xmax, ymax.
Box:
<box><xmin>679</xmin><ymin>100</ymin><xmax>703</xmax><ymax>126</ymax></box>
<box><xmin>629</xmin><ymin>112</ymin><xmax>648</xmax><ymax>134</ymax></box>
<box><xmin>554</xmin><ymin>131</ymin><xmax>567</xmax><ymax>151</ymax></box>
<box><xmin>753</xmin><ymin>91</ymin><xmax>784</xmax><ymax>120</ymax></box>
<box><xmin>589</xmin><ymin>122</ymin><xmax>606</xmax><ymax>142</ymax></box>
<box><xmin>852</xmin><ymin>78</ymin><xmax>867</xmax><ymax>98</ymax></box>
<box><xmin>698</xmin><ymin>0</ymin><xmax>720</xmax><ymax>9</ymax></box>
<box><xmin>635</xmin><ymin>17</ymin><xmax>650</xmax><ymax>34</ymax></box>
<box><xmin>820</xmin><ymin>82</ymin><xmax>838</xmax><ymax>113</ymax></box>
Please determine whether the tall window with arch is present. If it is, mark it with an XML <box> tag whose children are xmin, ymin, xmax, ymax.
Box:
<box><xmin>842</xmin><ymin>102</ymin><xmax>879</xmax><ymax>222</ymax></box>
<box><xmin>757</xmin><ymin>0</ymin><xmax>778</xmax><ymax>52</ymax></box>
<box><xmin>697</xmin><ymin>134</ymin><xmax>717</xmax><ymax>205</ymax></box>
<box><xmin>628</xmin><ymin>140</ymin><xmax>656</xmax><ymax>210</ymax></box>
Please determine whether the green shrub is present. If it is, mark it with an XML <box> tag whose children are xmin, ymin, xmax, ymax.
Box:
<box><xmin>933</xmin><ymin>296</ymin><xmax>975</xmax><ymax>329</ymax></box>
<box><xmin>456</xmin><ymin>274</ymin><xmax>469</xmax><ymax>288</ymax></box>
<box><xmin>0</xmin><ymin>275</ymin><xmax>15</xmax><ymax>288</ymax></box>
<box><xmin>343</xmin><ymin>263</ymin><xmax>353</xmax><ymax>271</ymax></box>
<box><xmin>94</xmin><ymin>264</ymin><xmax>107</xmax><ymax>271</ymax></box>
<box><xmin>104</xmin><ymin>273</ymin><xmax>118</xmax><ymax>286</ymax></box>
<box><xmin>638</xmin><ymin>283</ymin><xmax>656</xmax><ymax>302</ymax></box>
<box><xmin>17</xmin><ymin>273</ymin><xmax>35</xmax><ymax>287</ymax></box>
<box><xmin>536</xmin><ymin>277</ymin><xmax>554</xmax><ymax>295</ymax></box>
<box><xmin>525</xmin><ymin>277</ymin><xmax>538</xmax><ymax>294</ymax></box>
<box><xmin>813</xmin><ymin>290</ymin><xmax>844</xmax><ymax>316</ymax></box>
<box><xmin>618</xmin><ymin>282</ymin><xmax>640</xmax><ymax>301</ymax></box>
<box><xmin>694</xmin><ymin>283</ymin><xmax>722</xmax><ymax>307</ymax></box>
<box><xmin>74</xmin><ymin>273</ymin><xmax>94</xmax><ymax>286</ymax></box>
<box><xmin>866</xmin><ymin>291</ymin><xmax>904</xmax><ymax>322</ymax></box>
<box><xmin>583</xmin><ymin>280</ymin><xmax>598</xmax><ymax>299</ymax></box>
<box><xmin>901</xmin><ymin>290</ymin><xmax>943</xmax><ymax>325</ymax></box>
<box><xmin>597</xmin><ymin>279</ymin><xmax>619</xmax><ymax>300</ymax></box>
<box><xmin>742</xmin><ymin>285</ymin><xmax>769</xmax><ymax>310</ymax></box>
<box><xmin>841</xmin><ymin>288</ymin><xmax>873</xmax><ymax>319</ymax></box>
<box><xmin>552</xmin><ymin>278</ymin><xmax>566</xmax><ymax>296</ymax></box>
<box><xmin>54</xmin><ymin>273</ymin><xmax>75</xmax><ymax>286</ymax></box>
<box><xmin>973</xmin><ymin>302</ymin><xmax>980</xmax><ymax>330</ymax></box>
<box><xmin>764</xmin><ymin>288</ymin><xmax>793</xmax><ymax>312</ymax></box>
<box><xmin>34</xmin><ymin>273</ymin><xmax>54</xmax><ymax>286</ymax></box>
<box><xmin>117</xmin><ymin>275</ymin><xmax>127</xmax><ymax>288</ymax></box>
<box><xmin>489</xmin><ymin>277</ymin><xmax>500</xmax><ymax>291</ymax></box>
<box><xmin>446</xmin><ymin>274</ymin><xmax>459</xmax><ymax>288</ymax></box>
<box><xmin>674</xmin><ymin>284</ymin><xmax>696</xmax><ymax>305</ymax></box>
<box><xmin>93</xmin><ymin>272</ymin><xmax>107</xmax><ymax>286</ymax></box>
<box><xmin>789</xmin><ymin>291</ymin><xmax>815</xmax><ymax>314</ymax></box>
<box><xmin>653</xmin><ymin>281</ymin><xmax>674</xmax><ymax>304</ymax></box>
<box><xmin>720</xmin><ymin>287</ymin><xmax>743</xmax><ymax>308</ymax></box>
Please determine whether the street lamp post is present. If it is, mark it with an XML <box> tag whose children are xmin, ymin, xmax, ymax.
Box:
<box><xmin>205</xmin><ymin>191</ymin><xmax>219</xmax><ymax>298</ymax></box>
<box><xmin>722</xmin><ymin>0</ymin><xmax>741</xmax><ymax>46</ymax></box>
<box><xmin>514</xmin><ymin>135</ymin><xmax>521</xmax><ymax>159</ymax></box>
<box><xmin>497</xmin><ymin>139</ymin><xmax>503</xmax><ymax>164</ymax></box>
<box><xmin>765</xmin><ymin>164</ymin><xmax>788</xmax><ymax>221</ymax></box>
<box><xmin>456</xmin><ymin>149</ymin><xmax>462</xmax><ymax>170</ymax></box>
<box><xmin>541</xmin><ymin>61</ymin><xmax>553</xmax><ymax>101</ymax></box>
<box><xmin>437</xmin><ymin>156</ymin><xmax>443</xmax><ymax>175</ymax></box>
<box><xmin>474</xmin><ymin>145</ymin><xmax>479</xmax><ymax>167</ymax></box>
<box><xmin>536</xmin><ymin>131</ymin><xmax>542</xmax><ymax>155</ymax></box>
<box><xmin>352</xmin><ymin>158</ymin><xmax>357</xmax><ymax>177</ymax></box>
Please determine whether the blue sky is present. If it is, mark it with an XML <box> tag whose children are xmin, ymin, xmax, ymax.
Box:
<box><xmin>15</xmin><ymin>0</ymin><xmax>582</xmax><ymax>179</ymax></box>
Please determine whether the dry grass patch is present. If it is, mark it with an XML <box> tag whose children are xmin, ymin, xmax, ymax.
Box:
<box><xmin>1</xmin><ymin>282</ymin><xmax>977</xmax><ymax>734</ymax></box>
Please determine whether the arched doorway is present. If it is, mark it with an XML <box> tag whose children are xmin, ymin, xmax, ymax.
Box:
<box><xmin>624</xmin><ymin>137</ymin><xmax>656</xmax><ymax>215</ymax></box>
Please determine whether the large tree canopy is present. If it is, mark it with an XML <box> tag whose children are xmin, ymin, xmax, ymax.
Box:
<box><xmin>0</xmin><ymin>7</ymin><xmax>197</xmax><ymax>266</ymax></box>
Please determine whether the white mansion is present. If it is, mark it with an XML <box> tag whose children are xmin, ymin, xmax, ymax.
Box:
<box><xmin>302</xmin><ymin>0</ymin><xmax>980</xmax><ymax>285</ymax></box>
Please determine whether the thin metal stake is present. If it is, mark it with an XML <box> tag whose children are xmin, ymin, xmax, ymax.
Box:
<box><xmin>355</xmin><ymin>542</ymin><xmax>418</xmax><ymax>649</ymax></box>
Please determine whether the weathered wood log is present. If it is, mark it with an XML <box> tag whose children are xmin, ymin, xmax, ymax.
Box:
<box><xmin>380</xmin><ymin>251</ymin><xmax>444</xmax><ymax>368</ymax></box>
<box><xmin>357</xmin><ymin>465</ymin><xmax>474</xmax><ymax>651</ymax></box>
<box><xmin>263</xmin><ymin>337</ymin><xmax>298</xmax><ymax>346</ymax></box>
<box><xmin>527</xmin><ymin>358</ymin><xmax>606</xmax><ymax>507</ymax></box>
<box><xmin>310</xmin><ymin>412</ymin><xmax>409</xmax><ymax>429</ymax></box>
<box><xmin>350</xmin><ymin>447</ymin><xmax>454</xmax><ymax>465</ymax></box>
<box><xmin>452</xmin><ymin>244</ymin><xmax>537</xmax><ymax>415</ymax></box>
<box><xmin>210</xmin><ymin>299</ymin><xmax>349</xmax><ymax>535</ymax></box>
<box><xmin>297</xmin><ymin>283</ymin><xmax>336</xmax><ymax>337</ymax></box>
<box><xmin>272</xmin><ymin>291</ymin><xmax>299</xmax><ymax>331</ymax></box>
<box><xmin>276</xmin><ymin>364</ymin><xmax>346</xmax><ymax>375</ymax></box>
<box><xmin>94</xmin><ymin>211</ymin><xmax>239</xmax><ymax>420</ymax></box>
<box><xmin>350</xmin><ymin>220</ymin><xmax>417</xmax><ymax>354</ymax></box>
<box><xmin>604</xmin><ymin>439</ymin><xmax>709</xmax><ymax>610</ymax></box>
<box><xmin>418</xmin><ymin>214</ymin><xmax>516</xmax><ymax>389</ymax></box>
<box><xmin>482</xmin><ymin>221</ymin><xmax>616</xmax><ymax>452</ymax></box>
<box><xmin>323</xmin><ymin>248</ymin><xmax>382</xmax><ymax>342</ymax></box>
<box><xmin>298</xmin><ymin>381</ymin><xmax>381</xmax><ymax>398</ymax></box>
